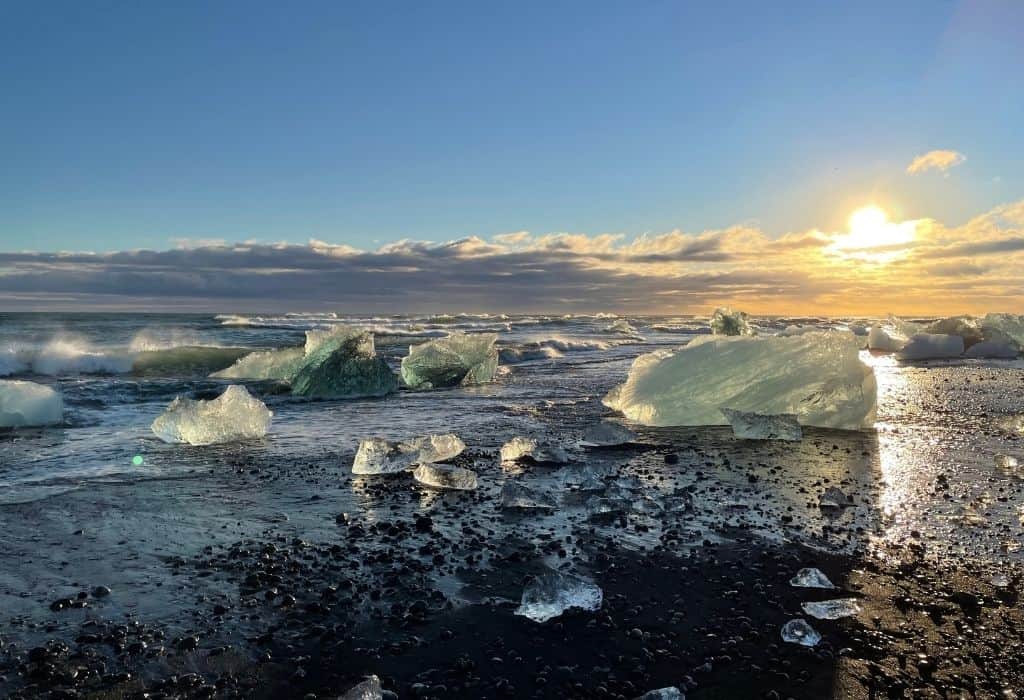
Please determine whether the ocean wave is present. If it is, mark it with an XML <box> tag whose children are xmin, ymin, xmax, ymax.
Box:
<box><xmin>499</xmin><ymin>337</ymin><xmax>611</xmax><ymax>364</ymax></box>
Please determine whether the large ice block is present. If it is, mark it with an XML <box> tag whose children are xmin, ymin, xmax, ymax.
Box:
<box><xmin>0</xmin><ymin>380</ymin><xmax>64</xmax><ymax>427</ymax></box>
<box><xmin>151</xmin><ymin>385</ymin><xmax>272</xmax><ymax>445</ymax></box>
<box><xmin>710</xmin><ymin>307</ymin><xmax>754</xmax><ymax>336</ymax></box>
<box><xmin>897</xmin><ymin>333</ymin><xmax>964</xmax><ymax>360</ymax></box>
<box><xmin>604</xmin><ymin>332</ymin><xmax>876</xmax><ymax>430</ymax></box>
<box><xmin>400</xmin><ymin>332</ymin><xmax>499</xmax><ymax>389</ymax></box>
<box><xmin>290</xmin><ymin>328</ymin><xmax>399</xmax><ymax>398</ymax></box>
<box><xmin>211</xmin><ymin>347</ymin><xmax>304</xmax><ymax>380</ymax></box>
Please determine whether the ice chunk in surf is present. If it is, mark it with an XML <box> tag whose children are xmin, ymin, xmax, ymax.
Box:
<box><xmin>0</xmin><ymin>380</ymin><xmax>64</xmax><ymax>427</ymax></box>
<box><xmin>151</xmin><ymin>385</ymin><xmax>271</xmax><ymax>445</ymax></box>
<box><xmin>400</xmin><ymin>332</ymin><xmax>498</xmax><ymax>389</ymax></box>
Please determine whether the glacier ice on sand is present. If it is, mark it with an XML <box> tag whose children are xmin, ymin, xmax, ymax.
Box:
<box><xmin>897</xmin><ymin>333</ymin><xmax>964</xmax><ymax>360</ymax></box>
<box><xmin>515</xmin><ymin>571</ymin><xmax>603</xmax><ymax>623</ymax></box>
<box><xmin>720</xmin><ymin>408</ymin><xmax>802</xmax><ymax>441</ymax></box>
<box><xmin>501</xmin><ymin>481</ymin><xmax>558</xmax><ymax>509</ymax></box>
<box><xmin>604</xmin><ymin>332</ymin><xmax>876</xmax><ymax>430</ymax></box>
<box><xmin>801</xmin><ymin>598</ymin><xmax>862</xmax><ymax>620</ymax></box>
<box><xmin>340</xmin><ymin>675</ymin><xmax>382</xmax><ymax>700</ymax></box>
<box><xmin>780</xmin><ymin>618</ymin><xmax>822</xmax><ymax>646</ymax></box>
<box><xmin>413</xmin><ymin>463</ymin><xmax>478</xmax><ymax>490</ymax></box>
<box><xmin>351</xmin><ymin>433</ymin><xmax>465</xmax><ymax>475</ymax></box>
<box><xmin>500</xmin><ymin>436</ymin><xmax>570</xmax><ymax>464</ymax></box>
<box><xmin>581</xmin><ymin>420</ymin><xmax>639</xmax><ymax>446</ymax></box>
<box><xmin>400</xmin><ymin>332</ymin><xmax>499</xmax><ymax>389</ymax></box>
<box><xmin>151</xmin><ymin>385</ymin><xmax>272</xmax><ymax>446</ymax></box>
<box><xmin>790</xmin><ymin>567</ymin><xmax>836</xmax><ymax>589</ymax></box>
<box><xmin>0</xmin><ymin>380</ymin><xmax>64</xmax><ymax>428</ymax></box>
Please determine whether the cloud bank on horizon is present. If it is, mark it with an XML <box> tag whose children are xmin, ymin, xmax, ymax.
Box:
<box><xmin>2</xmin><ymin>200</ymin><xmax>1022</xmax><ymax>316</ymax></box>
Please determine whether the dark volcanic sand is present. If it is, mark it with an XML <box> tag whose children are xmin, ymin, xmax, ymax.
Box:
<box><xmin>2</xmin><ymin>433</ymin><xmax>1023</xmax><ymax>699</ymax></box>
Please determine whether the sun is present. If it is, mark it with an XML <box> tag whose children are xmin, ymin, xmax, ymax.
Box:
<box><xmin>833</xmin><ymin>204</ymin><xmax>916</xmax><ymax>252</ymax></box>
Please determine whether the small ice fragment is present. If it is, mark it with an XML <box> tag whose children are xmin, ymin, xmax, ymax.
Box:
<box><xmin>800</xmin><ymin>598</ymin><xmax>862</xmax><ymax>619</ymax></box>
<box><xmin>721</xmin><ymin>408</ymin><xmax>802</xmax><ymax>441</ymax></box>
<box><xmin>990</xmin><ymin>573</ymin><xmax>1011</xmax><ymax>588</ymax></box>
<box><xmin>662</xmin><ymin>494</ymin><xmax>694</xmax><ymax>513</ymax></box>
<box><xmin>790</xmin><ymin>568</ymin><xmax>836</xmax><ymax>589</ymax></box>
<box><xmin>710</xmin><ymin>307</ymin><xmax>753</xmax><ymax>336</ymax></box>
<box><xmin>897</xmin><ymin>333</ymin><xmax>964</xmax><ymax>360</ymax></box>
<box><xmin>573</xmin><ymin>467</ymin><xmax>607</xmax><ymax>492</ymax></box>
<box><xmin>581</xmin><ymin>421</ymin><xmax>638</xmax><ymax>446</ymax></box>
<box><xmin>413</xmin><ymin>463</ymin><xmax>478</xmax><ymax>490</ymax></box>
<box><xmin>352</xmin><ymin>433</ymin><xmax>465</xmax><ymax>475</ymax></box>
<box><xmin>819</xmin><ymin>486</ymin><xmax>852</xmax><ymax>509</ymax></box>
<box><xmin>151</xmin><ymin>385</ymin><xmax>271</xmax><ymax>445</ymax></box>
<box><xmin>400</xmin><ymin>332</ymin><xmax>499</xmax><ymax>389</ymax></box>
<box><xmin>501</xmin><ymin>481</ymin><xmax>557</xmax><ymax>509</ymax></box>
<box><xmin>780</xmin><ymin>618</ymin><xmax>821</xmax><ymax>646</ymax></box>
<box><xmin>586</xmin><ymin>496</ymin><xmax>627</xmax><ymax>516</ymax></box>
<box><xmin>995</xmin><ymin>454</ymin><xmax>1020</xmax><ymax>473</ymax></box>
<box><xmin>500</xmin><ymin>436</ymin><xmax>570</xmax><ymax>464</ymax></box>
<box><xmin>515</xmin><ymin>572</ymin><xmax>602</xmax><ymax>623</ymax></box>
<box><xmin>0</xmin><ymin>380</ymin><xmax>64</xmax><ymax>427</ymax></box>
<box><xmin>631</xmin><ymin>497</ymin><xmax>665</xmax><ymax>515</ymax></box>
<box><xmin>634</xmin><ymin>689</ymin><xmax>683</xmax><ymax>700</ymax></box>
<box><xmin>340</xmin><ymin>674</ymin><xmax>383</xmax><ymax>700</ymax></box>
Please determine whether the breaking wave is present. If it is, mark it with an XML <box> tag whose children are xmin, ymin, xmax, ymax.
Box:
<box><xmin>499</xmin><ymin>337</ymin><xmax>610</xmax><ymax>364</ymax></box>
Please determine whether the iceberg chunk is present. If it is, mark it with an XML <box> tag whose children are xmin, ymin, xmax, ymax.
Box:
<box><xmin>897</xmin><ymin>333</ymin><xmax>964</xmax><ymax>360</ymax></box>
<box><xmin>291</xmin><ymin>328</ymin><xmax>398</xmax><ymax>398</ymax></box>
<box><xmin>924</xmin><ymin>315</ymin><xmax>985</xmax><ymax>347</ymax></box>
<box><xmin>500</xmin><ymin>481</ymin><xmax>557</xmax><ymax>509</ymax></box>
<box><xmin>634</xmin><ymin>689</ymin><xmax>683</xmax><ymax>700</ymax></box>
<box><xmin>151</xmin><ymin>385</ymin><xmax>271</xmax><ymax>445</ymax></box>
<box><xmin>352</xmin><ymin>433</ymin><xmax>465</xmax><ymax>475</ymax></box>
<box><xmin>780</xmin><ymin>618</ymin><xmax>821</xmax><ymax>647</ymax></box>
<box><xmin>413</xmin><ymin>463</ymin><xmax>478</xmax><ymax>490</ymax></box>
<box><xmin>867</xmin><ymin>324</ymin><xmax>906</xmax><ymax>352</ymax></box>
<box><xmin>400</xmin><ymin>332</ymin><xmax>498</xmax><ymax>389</ymax></box>
<box><xmin>581</xmin><ymin>420</ymin><xmax>638</xmax><ymax>446</ymax></box>
<box><xmin>801</xmin><ymin>598</ymin><xmax>862</xmax><ymax>620</ymax></box>
<box><xmin>964</xmin><ymin>340</ymin><xmax>1019</xmax><ymax>359</ymax></box>
<box><xmin>710</xmin><ymin>306</ymin><xmax>753</xmax><ymax>336</ymax></box>
<box><xmin>515</xmin><ymin>571</ymin><xmax>602</xmax><ymax>622</ymax></box>
<box><xmin>340</xmin><ymin>675</ymin><xmax>383</xmax><ymax>700</ymax></box>
<box><xmin>0</xmin><ymin>380</ymin><xmax>64</xmax><ymax>427</ymax></box>
<box><xmin>604</xmin><ymin>332</ymin><xmax>876</xmax><ymax>430</ymax></box>
<box><xmin>981</xmin><ymin>313</ymin><xmax>1024</xmax><ymax>348</ymax></box>
<box><xmin>500</xmin><ymin>436</ymin><xmax>570</xmax><ymax>464</ymax></box>
<box><xmin>789</xmin><ymin>567</ymin><xmax>836</xmax><ymax>589</ymax></box>
<box><xmin>721</xmin><ymin>408</ymin><xmax>802</xmax><ymax>441</ymax></box>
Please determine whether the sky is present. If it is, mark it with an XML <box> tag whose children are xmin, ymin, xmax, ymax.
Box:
<box><xmin>1</xmin><ymin>0</ymin><xmax>1022</xmax><ymax>314</ymax></box>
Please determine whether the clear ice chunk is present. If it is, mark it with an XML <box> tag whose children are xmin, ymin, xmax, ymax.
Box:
<box><xmin>780</xmin><ymin>618</ymin><xmax>822</xmax><ymax>646</ymax></box>
<box><xmin>340</xmin><ymin>675</ymin><xmax>383</xmax><ymax>700</ymax></box>
<box><xmin>800</xmin><ymin>598</ymin><xmax>862</xmax><ymax>619</ymax></box>
<box><xmin>965</xmin><ymin>340</ymin><xmax>1019</xmax><ymax>359</ymax></box>
<box><xmin>604</xmin><ymin>332</ymin><xmax>876</xmax><ymax>430</ymax></box>
<box><xmin>721</xmin><ymin>408</ymin><xmax>802</xmax><ymax>441</ymax></box>
<box><xmin>995</xmin><ymin>454</ymin><xmax>1021</xmax><ymax>473</ymax></box>
<box><xmin>710</xmin><ymin>306</ymin><xmax>754</xmax><ymax>336</ymax></box>
<box><xmin>0</xmin><ymin>380</ymin><xmax>64</xmax><ymax>427</ymax></box>
<box><xmin>586</xmin><ymin>496</ymin><xmax>627</xmax><ymax>516</ymax></box>
<box><xmin>789</xmin><ymin>567</ymin><xmax>836</xmax><ymax>589</ymax></box>
<box><xmin>819</xmin><ymin>486</ymin><xmax>852</xmax><ymax>509</ymax></box>
<box><xmin>867</xmin><ymin>324</ymin><xmax>908</xmax><ymax>352</ymax></box>
<box><xmin>352</xmin><ymin>433</ymin><xmax>465</xmax><ymax>475</ymax></box>
<box><xmin>515</xmin><ymin>571</ymin><xmax>603</xmax><ymax>623</ymax></box>
<box><xmin>151</xmin><ymin>385</ymin><xmax>271</xmax><ymax>445</ymax></box>
<box><xmin>581</xmin><ymin>421</ymin><xmax>639</xmax><ymax>446</ymax></box>
<box><xmin>501</xmin><ymin>481</ymin><xmax>557</xmax><ymax>509</ymax></box>
<box><xmin>897</xmin><ymin>333</ymin><xmax>964</xmax><ymax>360</ymax></box>
<box><xmin>500</xmin><ymin>436</ymin><xmax>570</xmax><ymax>464</ymax></box>
<box><xmin>290</xmin><ymin>328</ymin><xmax>399</xmax><ymax>398</ymax></box>
<box><xmin>400</xmin><ymin>332</ymin><xmax>498</xmax><ymax>389</ymax></box>
<box><xmin>990</xmin><ymin>573</ymin><xmax>1011</xmax><ymax>588</ymax></box>
<box><xmin>413</xmin><ymin>463</ymin><xmax>478</xmax><ymax>490</ymax></box>
<box><xmin>573</xmin><ymin>467</ymin><xmax>607</xmax><ymax>492</ymax></box>
<box><xmin>634</xmin><ymin>689</ymin><xmax>683</xmax><ymax>700</ymax></box>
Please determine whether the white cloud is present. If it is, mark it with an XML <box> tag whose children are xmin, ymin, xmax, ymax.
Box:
<box><xmin>906</xmin><ymin>150</ymin><xmax>966</xmax><ymax>175</ymax></box>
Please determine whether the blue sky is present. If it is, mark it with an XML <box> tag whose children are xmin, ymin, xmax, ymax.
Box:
<box><xmin>2</xmin><ymin>0</ymin><xmax>1021</xmax><ymax>254</ymax></box>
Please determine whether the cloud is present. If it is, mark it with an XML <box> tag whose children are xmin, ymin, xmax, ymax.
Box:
<box><xmin>906</xmin><ymin>149</ymin><xmax>967</xmax><ymax>175</ymax></box>
<box><xmin>1</xmin><ymin>200</ymin><xmax>1022</xmax><ymax>315</ymax></box>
